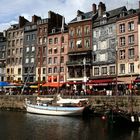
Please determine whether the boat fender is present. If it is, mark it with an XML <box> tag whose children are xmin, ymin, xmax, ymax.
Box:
<box><xmin>131</xmin><ymin>116</ymin><xmax>135</xmax><ymax>122</ymax></box>
<box><xmin>138</xmin><ymin>117</ymin><xmax>140</xmax><ymax>122</ymax></box>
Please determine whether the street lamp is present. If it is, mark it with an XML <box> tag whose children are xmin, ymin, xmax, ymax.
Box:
<box><xmin>83</xmin><ymin>57</ymin><xmax>87</xmax><ymax>94</ymax></box>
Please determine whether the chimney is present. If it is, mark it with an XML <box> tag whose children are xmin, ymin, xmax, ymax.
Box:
<box><xmin>98</xmin><ymin>2</ymin><xmax>106</xmax><ymax>17</ymax></box>
<box><xmin>92</xmin><ymin>3</ymin><xmax>97</xmax><ymax>14</ymax></box>
<box><xmin>19</xmin><ymin>16</ymin><xmax>29</xmax><ymax>28</ymax></box>
<box><xmin>32</xmin><ymin>15</ymin><xmax>41</xmax><ymax>23</ymax></box>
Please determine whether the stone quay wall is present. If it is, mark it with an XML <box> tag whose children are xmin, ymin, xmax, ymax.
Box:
<box><xmin>0</xmin><ymin>95</ymin><xmax>140</xmax><ymax>112</ymax></box>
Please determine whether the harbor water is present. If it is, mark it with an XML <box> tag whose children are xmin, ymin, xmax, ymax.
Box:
<box><xmin>0</xmin><ymin>111</ymin><xmax>140</xmax><ymax>140</ymax></box>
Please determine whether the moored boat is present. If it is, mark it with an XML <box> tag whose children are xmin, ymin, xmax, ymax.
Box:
<box><xmin>24</xmin><ymin>98</ymin><xmax>87</xmax><ymax>116</ymax></box>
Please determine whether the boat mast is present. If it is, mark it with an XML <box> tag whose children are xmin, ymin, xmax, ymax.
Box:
<box><xmin>38</xmin><ymin>46</ymin><xmax>42</xmax><ymax>96</ymax></box>
<box><xmin>57</xmin><ymin>16</ymin><xmax>64</xmax><ymax>94</ymax></box>
<box><xmin>115</xmin><ymin>43</ymin><xmax>118</xmax><ymax>106</ymax></box>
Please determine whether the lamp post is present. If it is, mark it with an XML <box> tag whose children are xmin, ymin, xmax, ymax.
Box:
<box><xmin>83</xmin><ymin>57</ymin><xmax>87</xmax><ymax>94</ymax></box>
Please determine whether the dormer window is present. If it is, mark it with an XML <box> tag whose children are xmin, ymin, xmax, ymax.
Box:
<box><xmin>77</xmin><ymin>15</ymin><xmax>82</xmax><ymax>21</ymax></box>
<box><xmin>100</xmin><ymin>18</ymin><xmax>107</xmax><ymax>25</ymax></box>
<box><xmin>52</xmin><ymin>29</ymin><xmax>56</xmax><ymax>33</ymax></box>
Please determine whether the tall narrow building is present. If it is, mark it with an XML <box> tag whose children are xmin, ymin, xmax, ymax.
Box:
<box><xmin>6</xmin><ymin>16</ymin><xmax>29</xmax><ymax>82</ymax></box>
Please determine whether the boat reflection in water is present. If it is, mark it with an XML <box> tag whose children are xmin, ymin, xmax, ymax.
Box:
<box><xmin>0</xmin><ymin>111</ymin><xmax>140</xmax><ymax>140</ymax></box>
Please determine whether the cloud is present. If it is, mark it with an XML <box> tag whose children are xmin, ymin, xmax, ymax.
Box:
<box><xmin>0</xmin><ymin>0</ymin><xmax>139</xmax><ymax>31</ymax></box>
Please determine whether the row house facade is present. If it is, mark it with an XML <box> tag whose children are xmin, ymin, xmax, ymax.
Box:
<box><xmin>47</xmin><ymin>28</ymin><xmax>68</xmax><ymax>84</ymax></box>
<box><xmin>23</xmin><ymin>15</ymin><xmax>41</xmax><ymax>82</ymax></box>
<box><xmin>1</xmin><ymin>1</ymin><xmax>140</xmax><ymax>90</ymax></box>
<box><xmin>6</xmin><ymin>16</ymin><xmax>29</xmax><ymax>82</ymax></box>
<box><xmin>36</xmin><ymin>11</ymin><xmax>63</xmax><ymax>83</ymax></box>
<box><xmin>67</xmin><ymin>6</ymin><xmax>94</xmax><ymax>89</ymax></box>
<box><xmin>0</xmin><ymin>32</ymin><xmax>6</xmax><ymax>81</ymax></box>
<box><xmin>92</xmin><ymin>3</ymin><xmax>126</xmax><ymax>81</ymax></box>
<box><xmin>116</xmin><ymin>8</ymin><xmax>140</xmax><ymax>84</ymax></box>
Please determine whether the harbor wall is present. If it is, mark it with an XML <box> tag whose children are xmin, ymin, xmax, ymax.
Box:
<box><xmin>0</xmin><ymin>95</ymin><xmax>140</xmax><ymax>112</ymax></box>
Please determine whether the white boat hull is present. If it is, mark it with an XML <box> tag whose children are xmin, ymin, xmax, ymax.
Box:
<box><xmin>25</xmin><ymin>103</ymin><xmax>85</xmax><ymax>116</ymax></box>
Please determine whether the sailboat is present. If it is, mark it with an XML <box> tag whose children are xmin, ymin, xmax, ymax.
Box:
<box><xmin>24</xmin><ymin>16</ymin><xmax>88</xmax><ymax>116</ymax></box>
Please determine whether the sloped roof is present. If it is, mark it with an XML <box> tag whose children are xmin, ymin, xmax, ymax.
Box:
<box><xmin>93</xmin><ymin>6</ymin><xmax>127</xmax><ymax>27</ymax></box>
<box><xmin>69</xmin><ymin>11</ymin><xmax>94</xmax><ymax>23</ymax></box>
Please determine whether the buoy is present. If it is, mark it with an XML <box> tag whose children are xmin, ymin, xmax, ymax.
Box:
<box><xmin>131</xmin><ymin>116</ymin><xmax>135</xmax><ymax>122</ymax></box>
<box><xmin>138</xmin><ymin>117</ymin><xmax>140</xmax><ymax>122</ymax></box>
<box><xmin>101</xmin><ymin>116</ymin><xmax>106</xmax><ymax>120</ymax></box>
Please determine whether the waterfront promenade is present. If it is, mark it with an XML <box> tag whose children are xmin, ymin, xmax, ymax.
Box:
<box><xmin>0</xmin><ymin>95</ymin><xmax>140</xmax><ymax>112</ymax></box>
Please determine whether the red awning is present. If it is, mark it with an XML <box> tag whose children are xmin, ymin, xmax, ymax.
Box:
<box><xmin>133</xmin><ymin>79</ymin><xmax>140</xmax><ymax>83</ymax></box>
<box><xmin>42</xmin><ymin>82</ymin><xmax>63</xmax><ymax>87</ymax></box>
<box><xmin>89</xmin><ymin>79</ymin><xmax>116</xmax><ymax>84</ymax></box>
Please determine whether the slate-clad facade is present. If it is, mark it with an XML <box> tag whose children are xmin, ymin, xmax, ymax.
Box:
<box><xmin>92</xmin><ymin>3</ymin><xmax>127</xmax><ymax>80</ymax></box>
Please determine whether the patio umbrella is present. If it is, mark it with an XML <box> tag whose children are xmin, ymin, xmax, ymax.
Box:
<box><xmin>0</xmin><ymin>82</ymin><xmax>10</xmax><ymax>86</ymax></box>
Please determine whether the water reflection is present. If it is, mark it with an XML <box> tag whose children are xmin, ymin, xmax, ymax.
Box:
<box><xmin>0</xmin><ymin>111</ymin><xmax>140</xmax><ymax>140</ymax></box>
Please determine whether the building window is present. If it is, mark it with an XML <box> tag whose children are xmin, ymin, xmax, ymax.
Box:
<box><xmin>70</xmin><ymin>41</ymin><xmax>74</xmax><ymax>48</ymax></box>
<box><xmin>48</xmin><ymin>68</ymin><xmax>52</xmax><ymax>73</ymax></box>
<box><xmin>60</xmin><ymin>56</ymin><xmax>64</xmax><ymax>63</ymax></box>
<box><xmin>39</xmin><ymin>37</ymin><xmax>42</xmax><ymax>44</ymax></box>
<box><xmin>54</xmin><ymin>37</ymin><xmax>58</xmax><ymax>44</ymax></box>
<box><xmin>31</xmin><ymin>46</ymin><xmax>35</xmax><ymax>52</ymax></box>
<box><xmin>110</xmin><ymin>66</ymin><xmax>115</xmax><ymax>75</ymax></box>
<box><xmin>54</xmin><ymin>48</ymin><xmax>58</xmax><ymax>54</ymax></box>
<box><xmin>119</xmin><ymin>50</ymin><xmax>125</xmax><ymax>60</ymax></box>
<box><xmin>43</xmin><ymin>37</ymin><xmax>47</xmax><ymax>43</ymax></box>
<box><xmin>25</xmin><ymin>58</ymin><xmax>29</xmax><ymax>63</ymax></box>
<box><xmin>54</xmin><ymin>57</ymin><xmax>57</xmax><ymax>64</ymax></box>
<box><xmin>84</xmin><ymin>26</ymin><xmax>89</xmax><ymax>35</ymax></box>
<box><xmin>120</xmin><ymin>64</ymin><xmax>125</xmax><ymax>74</ymax></box>
<box><xmin>54</xmin><ymin>67</ymin><xmax>57</xmax><ymax>73</ymax></box>
<box><xmin>93</xmin><ymin>54</ymin><xmax>97</xmax><ymax>62</ymax></box>
<box><xmin>76</xmin><ymin>28</ymin><xmax>81</xmax><ymax>36</ymax></box>
<box><xmin>120</xmin><ymin>37</ymin><xmax>125</xmax><ymax>46</ymax></box>
<box><xmin>61</xmin><ymin>46</ymin><xmax>64</xmax><ymax>53</ymax></box>
<box><xmin>128</xmin><ymin>35</ymin><xmax>134</xmax><ymax>44</ymax></box>
<box><xmin>129</xmin><ymin>63</ymin><xmax>134</xmax><ymax>73</ymax></box>
<box><xmin>48</xmin><ymin>57</ymin><xmax>52</xmax><ymax>64</ymax></box>
<box><xmin>60</xmin><ymin>67</ymin><xmax>64</xmax><ymax>72</ymax></box>
<box><xmin>70</xmin><ymin>30</ymin><xmax>74</xmax><ymax>37</ymax></box>
<box><xmin>26</xmin><ymin>35</ymin><xmax>30</xmax><ymax>41</ymax></box>
<box><xmin>94</xmin><ymin>68</ymin><xmax>99</xmax><ymax>75</ymax></box>
<box><xmin>119</xmin><ymin>24</ymin><xmax>125</xmax><ymax>33</ymax></box>
<box><xmin>24</xmin><ymin>68</ymin><xmax>28</xmax><ymax>73</ymax></box>
<box><xmin>31</xmin><ymin>57</ymin><xmax>34</xmax><ymax>63</ymax></box>
<box><xmin>48</xmin><ymin>48</ymin><xmax>52</xmax><ymax>54</ymax></box>
<box><xmin>85</xmin><ymin>39</ymin><xmax>90</xmax><ymax>48</ymax></box>
<box><xmin>101</xmin><ymin>67</ymin><xmax>107</xmax><ymax>75</ymax></box>
<box><xmin>26</xmin><ymin>47</ymin><xmax>29</xmax><ymax>53</ymax></box>
<box><xmin>128</xmin><ymin>48</ymin><xmax>134</xmax><ymax>59</ymax></box>
<box><xmin>128</xmin><ymin>21</ymin><xmax>134</xmax><ymax>31</ymax></box>
<box><xmin>61</xmin><ymin>36</ymin><xmax>64</xmax><ymax>43</ymax></box>
<box><xmin>43</xmin><ymin>68</ymin><xmax>46</xmax><ymax>74</ymax></box>
<box><xmin>18</xmin><ymin>68</ymin><xmax>21</xmax><ymax>75</ymax></box>
<box><xmin>76</xmin><ymin>40</ymin><xmax>82</xmax><ymax>48</ymax></box>
<box><xmin>49</xmin><ymin>38</ymin><xmax>53</xmax><ymax>44</ymax></box>
<box><xmin>32</xmin><ymin>34</ymin><xmax>36</xmax><ymax>40</ymax></box>
<box><xmin>93</xmin><ymin>45</ymin><xmax>97</xmax><ymax>51</ymax></box>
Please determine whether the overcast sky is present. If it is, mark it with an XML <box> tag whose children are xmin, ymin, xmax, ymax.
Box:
<box><xmin>0</xmin><ymin>0</ymin><xmax>139</xmax><ymax>31</ymax></box>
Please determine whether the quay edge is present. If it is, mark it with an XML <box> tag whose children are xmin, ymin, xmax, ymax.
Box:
<box><xmin>0</xmin><ymin>95</ymin><xmax>140</xmax><ymax>112</ymax></box>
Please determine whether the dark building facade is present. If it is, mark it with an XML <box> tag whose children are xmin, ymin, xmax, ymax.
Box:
<box><xmin>0</xmin><ymin>32</ymin><xmax>6</xmax><ymax>81</ymax></box>
<box><xmin>23</xmin><ymin>15</ymin><xmax>41</xmax><ymax>82</ymax></box>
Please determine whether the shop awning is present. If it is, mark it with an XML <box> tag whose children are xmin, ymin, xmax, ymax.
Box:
<box><xmin>42</xmin><ymin>82</ymin><xmax>63</xmax><ymax>87</ymax></box>
<box><xmin>89</xmin><ymin>79</ymin><xmax>116</xmax><ymax>84</ymax></box>
<box><xmin>30</xmin><ymin>85</ymin><xmax>38</xmax><ymax>88</ymax></box>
